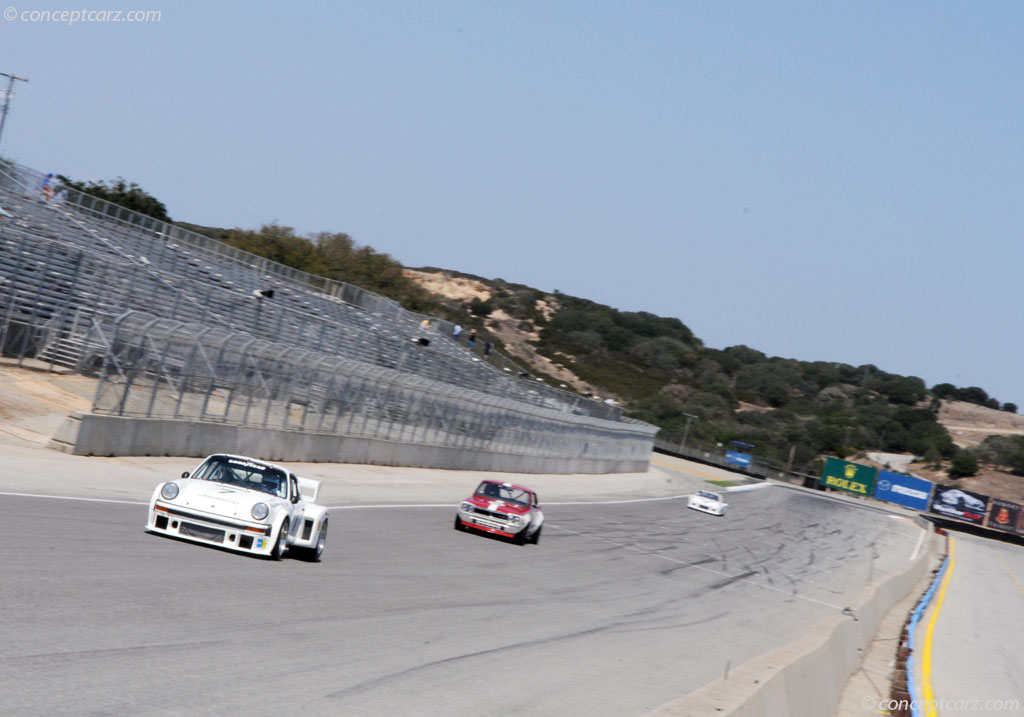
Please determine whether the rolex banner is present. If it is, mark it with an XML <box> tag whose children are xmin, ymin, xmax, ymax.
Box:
<box><xmin>986</xmin><ymin>498</ymin><xmax>1022</xmax><ymax>535</ymax></box>
<box><xmin>821</xmin><ymin>458</ymin><xmax>877</xmax><ymax>496</ymax></box>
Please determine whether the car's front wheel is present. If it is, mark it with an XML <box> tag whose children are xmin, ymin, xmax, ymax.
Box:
<box><xmin>529</xmin><ymin>525</ymin><xmax>542</xmax><ymax>544</ymax></box>
<box><xmin>271</xmin><ymin>519</ymin><xmax>289</xmax><ymax>560</ymax></box>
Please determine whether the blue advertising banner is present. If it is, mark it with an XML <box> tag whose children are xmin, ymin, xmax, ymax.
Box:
<box><xmin>872</xmin><ymin>471</ymin><xmax>934</xmax><ymax>511</ymax></box>
<box><xmin>725</xmin><ymin>451</ymin><xmax>751</xmax><ymax>468</ymax></box>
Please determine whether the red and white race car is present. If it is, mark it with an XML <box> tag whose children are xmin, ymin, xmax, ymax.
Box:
<box><xmin>454</xmin><ymin>480</ymin><xmax>543</xmax><ymax>545</ymax></box>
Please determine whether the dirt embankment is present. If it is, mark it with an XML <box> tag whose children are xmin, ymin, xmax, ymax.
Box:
<box><xmin>403</xmin><ymin>269</ymin><xmax>605</xmax><ymax>398</ymax></box>
<box><xmin>938</xmin><ymin>400</ymin><xmax>1024</xmax><ymax>446</ymax></box>
<box><xmin>866</xmin><ymin>401</ymin><xmax>1024</xmax><ymax>503</ymax></box>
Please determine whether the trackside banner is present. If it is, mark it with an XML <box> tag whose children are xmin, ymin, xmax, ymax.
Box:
<box><xmin>821</xmin><ymin>458</ymin><xmax>877</xmax><ymax>496</ymax></box>
<box><xmin>986</xmin><ymin>498</ymin><xmax>1023</xmax><ymax>535</ymax></box>
<box><xmin>929</xmin><ymin>484</ymin><xmax>989</xmax><ymax>525</ymax></box>
<box><xmin>872</xmin><ymin>471</ymin><xmax>933</xmax><ymax>511</ymax></box>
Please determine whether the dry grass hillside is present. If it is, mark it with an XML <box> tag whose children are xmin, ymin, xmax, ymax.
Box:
<box><xmin>937</xmin><ymin>400</ymin><xmax>1024</xmax><ymax>446</ymax></box>
<box><xmin>898</xmin><ymin>401</ymin><xmax>1024</xmax><ymax>502</ymax></box>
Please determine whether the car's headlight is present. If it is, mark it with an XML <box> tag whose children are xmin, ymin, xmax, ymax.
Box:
<box><xmin>508</xmin><ymin>515</ymin><xmax>522</xmax><ymax>525</ymax></box>
<box><xmin>160</xmin><ymin>482</ymin><xmax>179</xmax><ymax>500</ymax></box>
<box><xmin>251</xmin><ymin>503</ymin><xmax>270</xmax><ymax>520</ymax></box>
<box><xmin>460</xmin><ymin>502</ymin><xmax>473</xmax><ymax>512</ymax></box>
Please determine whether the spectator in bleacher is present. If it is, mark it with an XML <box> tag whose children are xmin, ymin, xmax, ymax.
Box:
<box><xmin>419</xmin><ymin>318</ymin><xmax>431</xmax><ymax>331</ymax></box>
<box><xmin>467</xmin><ymin>330</ymin><xmax>477</xmax><ymax>351</ymax></box>
<box><xmin>41</xmin><ymin>173</ymin><xmax>56</xmax><ymax>201</ymax></box>
<box><xmin>0</xmin><ymin>205</ymin><xmax>8</xmax><ymax>222</ymax></box>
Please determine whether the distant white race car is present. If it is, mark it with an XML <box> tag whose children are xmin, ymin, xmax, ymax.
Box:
<box><xmin>687</xmin><ymin>489</ymin><xmax>728</xmax><ymax>516</ymax></box>
<box><xmin>146</xmin><ymin>453</ymin><xmax>329</xmax><ymax>560</ymax></box>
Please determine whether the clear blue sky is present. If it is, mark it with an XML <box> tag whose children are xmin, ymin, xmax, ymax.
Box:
<box><xmin>3</xmin><ymin>1</ymin><xmax>1022</xmax><ymax>406</ymax></box>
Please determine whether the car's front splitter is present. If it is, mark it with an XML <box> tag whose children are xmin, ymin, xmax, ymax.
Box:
<box><xmin>148</xmin><ymin>505</ymin><xmax>277</xmax><ymax>555</ymax></box>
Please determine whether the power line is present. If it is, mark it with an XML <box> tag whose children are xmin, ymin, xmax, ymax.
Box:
<box><xmin>0</xmin><ymin>71</ymin><xmax>30</xmax><ymax>152</ymax></box>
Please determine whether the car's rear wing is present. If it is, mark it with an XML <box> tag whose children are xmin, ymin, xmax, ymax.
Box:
<box><xmin>296</xmin><ymin>476</ymin><xmax>322</xmax><ymax>504</ymax></box>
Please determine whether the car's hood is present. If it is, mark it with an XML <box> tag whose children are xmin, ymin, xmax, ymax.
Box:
<box><xmin>174</xmin><ymin>480</ymin><xmax>283</xmax><ymax>520</ymax></box>
<box><xmin>465</xmin><ymin>495</ymin><xmax>530</xmax><ymax>515</ymax></box>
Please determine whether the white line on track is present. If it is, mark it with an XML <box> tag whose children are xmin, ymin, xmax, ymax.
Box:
<box><xmin>0</xmin><ymin>491</ymin><xmax>148</xmax><ymax>505</ymax></box>
<box><xmin>910</xmin><ymin>528</ymin><xmax>926</xmax><ymax>562</ymax></box>
<box><xmin>0</xmin><ymin>487</ymin><xmax>772</xmax><ymax>512</ymax></box>
<box><xmin>327</xmin><ymin>493</ymin><xmax>709</xmax><ymax>510</ymax></box>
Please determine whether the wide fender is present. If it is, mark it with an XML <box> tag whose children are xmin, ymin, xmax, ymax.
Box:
<box><xmin>291</xmin><ymin>505</ymin><xmax>329</xmax><ymax>548</ymax></box>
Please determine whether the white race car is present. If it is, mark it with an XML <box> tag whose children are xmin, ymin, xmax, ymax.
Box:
<box><xmin>146</xmin><ymin>454</ymin><xmax>329</xmax><ymax>560</ymax></box>
<box><xmin>687</xmin><ymin>489</ymin><xmax>728</xmax><ymax>516</ymax></box>
<box><xmin>455</xmin><ymin>480</ymin><xmax>544</xmax><ymax>545</ymax></box>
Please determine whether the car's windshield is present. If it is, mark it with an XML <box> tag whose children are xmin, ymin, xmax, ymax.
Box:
<box><xmin>698</xmin><ymin>491</ymin><xmax>720</xmax><ymax>500</ymax></box>
<box><xmin>475</xmin><ymin>482</ymin><xmax>531</xmax><ymax>506</ymax></box>
<box><xmin>191</xmin><ymin>455</ymin><xmax>287</xmax><ymax>498</ymax></box>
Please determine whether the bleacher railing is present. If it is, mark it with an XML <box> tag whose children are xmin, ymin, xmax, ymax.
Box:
<box><xmin>0</xmin><ymin>157</ymin><xmax>622</xmax><ymax>421</ymax></box>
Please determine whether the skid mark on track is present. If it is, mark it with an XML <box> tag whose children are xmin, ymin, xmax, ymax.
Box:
<box><xmin>547</xmin><ymin>523</ymin><xmax>843</xmax><ymax>610</ymax></box>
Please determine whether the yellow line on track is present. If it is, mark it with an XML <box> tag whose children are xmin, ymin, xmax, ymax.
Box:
<box><xmin>997</xmin><ymin>552</ymin><xmax>1024</xmax><ymax>599</ymax></box>
<box><xmin>921</xmin><ymin>536</ymin><xmax>956</xmax><ymax>716</ymax></box>
<box><xmin>649</xmin><ymin>458</ymin><xmax>733</xmax><ymax>484</ymax></box>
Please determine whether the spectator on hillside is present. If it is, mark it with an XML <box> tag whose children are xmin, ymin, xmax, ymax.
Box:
<box><xmin>453</xmin><ymin>323</ymin><xmax>463</xmax><ymax>342</ymax></box>
<box><xmin>467</xmin><ymin>330</ymin><xmax>477</xmax><ymax>351</ymax></box>
<box><xmin>483</xmin><ymin>341</ymin><xmax>493</xmax><ymax>358</ymax></box>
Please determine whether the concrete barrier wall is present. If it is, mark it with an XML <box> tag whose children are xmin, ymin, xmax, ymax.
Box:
<box><xmin>650</xmin><ymin>518</ymin><xmax>935</xmax><ymax>717</ymax></box>
<box><xmin>51</xmin><ymin>413</ymin><xmax>650</xmax><ymax>474</ymax></box>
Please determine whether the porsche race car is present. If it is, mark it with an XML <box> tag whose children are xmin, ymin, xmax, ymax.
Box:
<box><xmin>455</xmin><ymin>480</ymin><xmax>543</xmax><ymax>545</ymax></box>
<box><xmin>687</xmin><ymin>489</ymin><xmax>728</xmax><ymax>516</ymax></box>
<box><xmin>146</xmin><ymin>454</ymin><xmax>329</xmax><ymax>560</ymax></box>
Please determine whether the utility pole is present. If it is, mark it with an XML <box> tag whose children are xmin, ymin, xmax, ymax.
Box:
<box><xmin>680</xmin><ymin>413</ymin><xmax>698</xmax><ymax>454</ymax></box>
<box><xmin>0</xmin><ymin>72</ymin><xmax>29</xmax><ymax>151</ymax></box>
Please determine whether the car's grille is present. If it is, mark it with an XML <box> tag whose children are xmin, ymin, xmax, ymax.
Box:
<box><xmin>179</xmin><ymin>522</ymin><xmax>226</xmax><ymax>543</ymax></box>
<box><xmin>472</xmin><ymin>507</ymin><xmax>509</xmax><ymax>520</ymax></box>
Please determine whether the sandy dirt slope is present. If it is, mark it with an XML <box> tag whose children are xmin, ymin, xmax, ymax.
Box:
<box><xmin>0</xmin><ymin>361</ymin><xmax>94</xmax><ymax>444</ymax></box>
<box><xmin>938</xmin><ymin>400</ymin><xmax>1024</xmax><ymax>446</ymax></box>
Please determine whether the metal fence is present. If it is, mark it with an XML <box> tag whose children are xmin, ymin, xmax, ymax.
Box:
<box><xmin>653</xmin><ymin>434</ymin><xmax>816</xmax><ymax>486</ymax></box>
<box><xmin>87</xmin><ymin>311</ymin><xmax>656</xmax><ymax>460</ymax></box>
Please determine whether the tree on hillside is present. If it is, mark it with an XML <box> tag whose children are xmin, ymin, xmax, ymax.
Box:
<box><xmin>948</xmin><ymin>451</ymin><xmax>979</xmax><ymax>478</ymax></box>
<box><xmin>224</xmin><ymin>224</ymin><xmax>327</xmax><ymax>276</ymax></box>
<box><xmin>57</xmin><ymin>175</ymin><xmax>171</xmax><ymax>222</ymax></box>
<box><xmin>314</xmin><ymin>232</ymin><xmax>439</xmax><ymax>312</ymax></box>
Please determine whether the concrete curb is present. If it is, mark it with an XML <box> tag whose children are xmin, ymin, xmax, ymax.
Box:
<box><xmin>647</xmin><ymin>517</ymin><xmax>936</xmax><ymax>717</ymax></box>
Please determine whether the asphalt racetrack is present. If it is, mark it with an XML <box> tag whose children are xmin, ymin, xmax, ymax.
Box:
<box><xmin>928</xmin><ymin>534</ymin><xmax>1024</xmax><ymax>716</ymax></box>
<box><xmin>1</xmin><ymin>485</ymin><xmax>921</xmax><ymax>716</ymax></box>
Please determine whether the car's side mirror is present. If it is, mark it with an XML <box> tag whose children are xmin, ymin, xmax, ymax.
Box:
<box><xmin>181</xmin><ymin>471</ymin><xmax>190</xmax><ymax>479</ymax></box>
<box><xmin>290</xmin><ymin>492</ymin><xmax>299</xmax><ymax>504</ymax></box>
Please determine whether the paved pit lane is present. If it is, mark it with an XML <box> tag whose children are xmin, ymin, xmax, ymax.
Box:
<box><xmin>1</xmin><ymin>485</ymin><xmax>921</xmax><ymax>716</ymax></box>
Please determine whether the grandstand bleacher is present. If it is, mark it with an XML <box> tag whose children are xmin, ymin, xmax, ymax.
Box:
<box><xmin>0</xmin><ymin>159</ymin><xmax>620</xmax><ymax>421</ymax></box>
